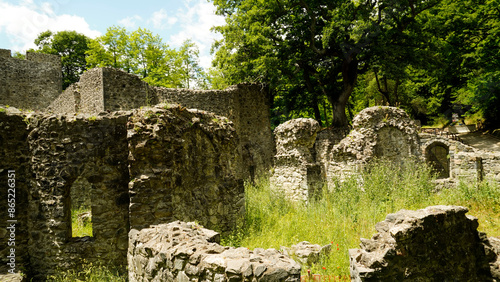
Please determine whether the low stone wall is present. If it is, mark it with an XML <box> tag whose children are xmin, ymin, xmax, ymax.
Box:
<box><xmin>128</xmin><ymin>221</ymin><xmax>301</xmax><ymax>282</ymax></box>
<box><xmin>349</xmin><ymin>206</ymin><xmax>500</xmax><ymax>281</ymax></box>
<box><xmin>48</xmin><ymin>83</ymin><xmax>80</xmax><ymax>113</ymax></box>
<box><xmin>270</xmin><ymin>118</ymin><xmax>322</xmax><ymax>201</ymax></box>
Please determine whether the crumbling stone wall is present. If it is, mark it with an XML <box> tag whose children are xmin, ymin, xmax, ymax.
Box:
<box><xmin>270</xmin><ymin>118</ymin><xmax>322</xmax><ymax>201</ymax></box>
<box><xmin>333</xmin><ymin>106</ymin><xmax>420</xmax><ymax>163</ymax></box>
<box><xmin>127</xmin><ymin>105</ymin><xmax>244</xmax><ymax>234</ymax></box>
<box><xmin>48</xmin><ymin>68</ymin><xmax>274</xmax><ymax>178</ymax></box>
<box><xmin>0</xmin><ymin>108</ymin><xmax>30</xmax><ymax>270</ymax></box>
<box><xmin>0</xmin><ymin>105</ymin><xmax>247</xmax><ymax>279</ymax></box>
<box><xmin>48</xmin><ymin>84</ymin><xmax>80</xmax><ymax>113</ymax></box>
<box><xmin>0</xmin><ymin>49</ymin><xmax>61</xmax><ymax>111</ymax></box>
<box><xmin>128</xmin><ymin>221</ymin><xmax>301</xmax><ymax>282</ymax></box>
<box><xmin>276</xmin><ymin>107</ymin><xmax>421</xmax><ymax>197</ymax></box>
<box><xmin>349</xmin><ymin>205</ymin><xmax>500</xmax><ymax>281</ymax></box>
<box><xmin>27</xmin><ymin>113</ymin><xmax>131</xmax><ymax>279</ymax></box>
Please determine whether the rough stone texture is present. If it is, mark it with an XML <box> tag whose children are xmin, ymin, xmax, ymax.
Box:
<box><xmin>270</xmin><ymin>118</ymin><xmax>322</xmax><ymax>201</ymax></box>
<box><xmin>127</xmin><ymin>105</ymin><xmax>245</xmax><ymax>234</ymax></box>
<box><xmin>314</xmin><ymin>128</ymin><xmax>350</xmax><ymax>186</ymax></box>
<box><xmin>103</xmin><ymin>68</ymin><xmax>158</xmax><ymax>111</ymax></box>
<box><xmin>349</xmin><ymin>205</ymin><xmax>500</xmax><ymax>281</ymax></box>
<box><xmin>0</xmin><ymin>104</ymin><xmax>246</xmax><ymax>280</ymax></box>
<box><xmin>128</xmin><ymin>221</ymin><xmax>301</xmax><ymax>282</ymax></box>
<box><xmin>0</xmin><ymin>49</ymin><xmax>62</xmax><ymax>111</ymax></box>
<box><xmin>47</xmin><ymin>68</ymin><xmax>275</xmax><ymax>178</ymax></box>
<box><xmin>0</xmin><ymin>108</ymin><xmax>30</xmax><ymax>272</ymax></box>
<box><xmin>48</xmin><ymin>83</ymin><xmax>80</xmax><ymax>113</ymax></box>
<box><xmin>334</xmin><ymin>106</ymin><xmax>420</xmax><ymax>163</ymax></box>
<box><xmin>281</xmin><ymin>241</ymin><xmax>332</xmax><ymax>266</ymax></box>
<box><xmin>27</xmin><ymin>112</ymin><xmax>131</xmax><ymax>280</ymax></box>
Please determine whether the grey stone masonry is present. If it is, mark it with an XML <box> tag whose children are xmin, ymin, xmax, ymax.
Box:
<box><xmin>0</xmin><ymin>104</ymin><xmax>246</xmax><ymax>280</ymax></box>
<box><xmin>47</xmin><ymin>67</ymin><xmax>275</xmax><ymax>179</ymax></box>
<box><xmin>127</xmin><ymin>105</ymin><xmax>245</xmax><ymax>234</ymax></box>
<box><xmin>349</xmin><ymin>205</ymin><xmax>500</xmax><ymax>281</ymax></box>
<box><xmin>0</xmin><ymin>49</ymin><xmax>62</xmax><ymax>111</ymax></box>
<box><xmin>270</xmin><ymin>118</ymin><xmax>322</xmax><ymax>201</ymax></box>
<box><xmin>128</xmin><ymin>221</ymin><xmax>301</xmax><ymax>282</ymax></box>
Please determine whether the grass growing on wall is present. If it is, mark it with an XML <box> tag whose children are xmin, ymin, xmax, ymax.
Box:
<box><xmin>222</xmin><ymin>158</ymin><xmax>500</xmax><ymax>278</ymax></box>
<box><xmin>71</xmin><ymin>208</ymin><xmax>92</xmax><ymax>237</ymax></box>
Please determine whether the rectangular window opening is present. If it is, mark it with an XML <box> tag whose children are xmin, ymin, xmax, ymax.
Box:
<box><xmin>70</xmin><ymin>176</ymin><xmax>93</xmax><ymax>238</ymax></box>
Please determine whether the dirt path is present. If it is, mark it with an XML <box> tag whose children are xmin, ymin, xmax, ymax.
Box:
<box><xmin>458</xmin><ymin>132</ymin><xmax>500</xmax><ymax>152</ymax></box>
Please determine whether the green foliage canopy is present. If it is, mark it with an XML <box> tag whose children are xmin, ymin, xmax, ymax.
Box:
<box><xmin>86</xmin><ymin>26</ymin><xmax>207</xmax><ymax>89</ymax></box>
<box><xmin>32</xmin><ymin>30</ymin><xmax>90</xmax><ymax>89</ymax></box>
<box><xmin>211</xmin><ymin>0</ymin><xmax>440</xmax><ymax>127</ymax></box>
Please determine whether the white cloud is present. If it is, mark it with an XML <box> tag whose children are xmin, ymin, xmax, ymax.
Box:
<box><xmin>169</xmin><ymin>0</ymin><xmax>226</xmax><ymax>69</ymax></box>
<box><xmin>118</xmin><ymin>15</ymin><xmax>142</xmax><ymax>29</ymax></box>
<box><xmin>149</xmin><ymin>9</ymin><xmax>177</xmax><ymax>29</ymax></box>
<box><xmin>0</xmin><ymin>0</ymin><xmax>101</xmax><ymax>52</ymax></box>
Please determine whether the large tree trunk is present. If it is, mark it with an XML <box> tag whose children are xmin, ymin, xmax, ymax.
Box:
<box><xmin>328</xmin><ymin>56</ymin><xmax>358</xmax><ymax>128</ymax></box>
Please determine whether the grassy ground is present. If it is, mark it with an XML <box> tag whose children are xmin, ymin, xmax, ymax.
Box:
<box><xmin>222</xmin><ymin>158</ymin><xmax>500</xmax><ymax>278</ymax></box>
<box><xmin>71</xmin><ymin>207</ymin><xmax>93</xmax><ymax>237</ymax></box>
<box><xmin>46</xmin><ymin>261</ymin><xmax>126</xmax><ymax>282</ymax></box>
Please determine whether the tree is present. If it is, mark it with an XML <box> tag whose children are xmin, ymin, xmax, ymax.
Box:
<box><xmin>211</xmin><ymin>0</ymin><xmax>440</xmax><ymax>127</ymax></box>
<box><xmin>87</xmin><ymin>27</ymin><xmax>206</xmax><ymax>89</ymax></box>
<box><xmin>177</xmin><ymin>39</ymin><xmax>205</xmax><ymax>89</ymax></box>
<box><xmin>32</xmin><ymin>30</ymin><xmax>90</xmax><ymax>89</ymax></box>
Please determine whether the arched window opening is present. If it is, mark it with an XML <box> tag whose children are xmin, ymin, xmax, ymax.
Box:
<box><xmin>426</xmin><ymin>143</ymin><xmax>450</xmax><ymax>179</ymax></box>
<box><xmin>70</xmin><ymin>175</ymin><xmax>93</xmax><ymax>238</ymax></box>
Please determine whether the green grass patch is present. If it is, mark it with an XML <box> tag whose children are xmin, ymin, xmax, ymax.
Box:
<box><xmin>72</xmin><ymin>208</ymin><xmax>92</xmax><ymax>237</ymax></box>
<box><xmin>222</xmin><ymin>158</ymin><xmax>500</xmax><ymax>277</ymax></box>
<box><xmin>47</xmin><ymin>261</ymin><xmax>126</xmax><ymax>282</ymax></box>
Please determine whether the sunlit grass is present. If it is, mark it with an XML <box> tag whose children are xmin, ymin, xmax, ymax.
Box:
<box><xmin>47</xmin><ymin>260</ymin><xmax>126</xmax><ymax>282</ymax></box>
<box><xmin>222</xmin><ymin>158</ymin><xmax>500</xmax><ymax>277</ymax></box>
<box><xmin>72</xmin><ymin>207</ymin><xmax>92</xmax><ymax>237</ymax></box>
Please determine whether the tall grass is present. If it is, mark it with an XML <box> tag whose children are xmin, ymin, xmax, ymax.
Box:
<box><xmin>223</xmin><ymin>158</ymin><xmax>500</xmax><ymax>277</ymax></box>
<box><xmin>46</xmin><ymin>261</ymin><xmax>126</xmax><ymax>282</ymax></box>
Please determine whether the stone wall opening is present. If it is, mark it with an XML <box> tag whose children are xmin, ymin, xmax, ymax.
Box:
<box><xmin>426</xmin><ymin>142</ymin><xmax>450</xmax><ymax>179</ymax></box>
<box><xmin>69</xmin><ymin>173</ymin><xmax>93</xmax><ymax>238</ymax></box>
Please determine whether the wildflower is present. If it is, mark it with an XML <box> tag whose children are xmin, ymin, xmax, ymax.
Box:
<box><xmin>322</xmin><ymin>267</ymin><xmax>326</xmax><ymax>270</ymax></box>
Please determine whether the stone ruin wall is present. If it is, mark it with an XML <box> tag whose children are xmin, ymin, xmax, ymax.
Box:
<box><xmin>270</xmin><ymin>118</ymin><xmax>323</xmax><ymax>201</ymax></box>
<box><xmin>127</xmin><ymin>106</ymin><xmax>245</xmax><ymax>233</ymax></box>
<box><xmin>349</xmin><ymin>205</ymin><xmax>500</xmax><ymax>281</ymax></box>
<box><xmin>0</xmin><ymin>49</ymin><xmax>62</xmax><ymax>111</ymax></box>
<box><xmin>48</xmin><ymin>67</ymin><xmax>275</xmax><ymax>178</ymax></box>
<box><xmin>271</xmin><ymin>106</ymin><xmax>500</xmax><ymax>201</ymax></box>
<box><xmin>0</xmin><ymin>106</ymin><xmax>245</xmax><ymax>280</ymax></box>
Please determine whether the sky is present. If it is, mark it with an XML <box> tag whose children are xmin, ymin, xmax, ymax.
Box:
<box><xmin>0</xmin><ymin>0</ymin><xmax>226</xmax><ymax>69</ymax></box>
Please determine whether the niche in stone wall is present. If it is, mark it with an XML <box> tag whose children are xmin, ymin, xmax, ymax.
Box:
<box><xmin>69</xmin><ymin>169</ymin><xmax>93</xmax><ymax>238</ymax></box>
<box><xmin>425</xmin><ymin>142</ymin><xmax>450</xmax><ymax>179</ymax></box>
<box><xmin>374</xmin><ymin>126</ymin><xmax>411</xmax><ymax>161</ymax></box>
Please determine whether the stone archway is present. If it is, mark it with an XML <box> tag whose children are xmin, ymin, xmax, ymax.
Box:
<box><xmin>425</xmin><ymin>142</ymin><xmax>450</xmax><ymax>179</ymax></box>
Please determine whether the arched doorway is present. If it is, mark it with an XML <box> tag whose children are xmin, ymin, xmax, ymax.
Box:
<box><xmin>425</xmin><ymin>142</ymin><xmax>450</xmax><ymax>179</ymax></box>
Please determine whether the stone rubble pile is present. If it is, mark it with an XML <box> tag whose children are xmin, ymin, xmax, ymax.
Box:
<box><xmin>281</xmin><ymin>241</ymin><xmax>332</xmax><ymax>266</ymax></box>
<box><xmin>349</xmin><ymin>205</ymin><xmax>500</xmax><ymax>281</ymax></box>
<box><xmin>128</xmin><ymin>221</ymin><xmax>301</xmax><ymax>281</ymax></box>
